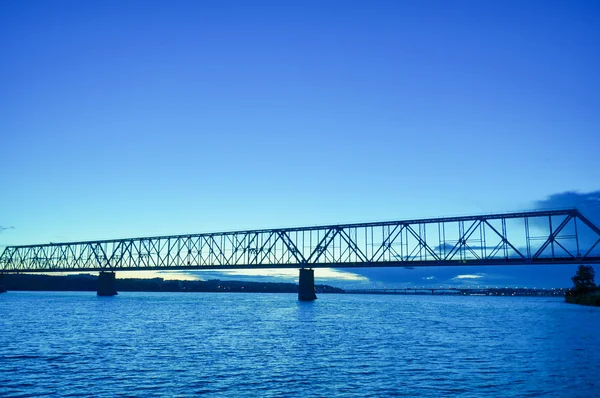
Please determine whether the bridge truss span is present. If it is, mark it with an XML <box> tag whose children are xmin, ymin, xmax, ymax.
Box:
<box><xmin>1</xmin><ymin>209</ymin><xmax>600</xmax><ymax>273</ymax></box>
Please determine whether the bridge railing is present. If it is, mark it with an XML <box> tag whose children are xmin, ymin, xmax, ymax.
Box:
<box><xmin>1</xmin><ymin>209</ymin><xmax>599</xmax><ymax>272</ymax></box>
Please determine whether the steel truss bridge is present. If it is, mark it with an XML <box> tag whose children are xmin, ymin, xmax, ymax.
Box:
<box><xmin>1</xmin><ymin>209</ymin><xmax>600</xmax><ymax>273</ymax></box>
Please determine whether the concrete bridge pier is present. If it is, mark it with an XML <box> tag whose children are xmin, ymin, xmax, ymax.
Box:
<box><xmin>97</xmin><ymin>271</ymin><xmax>118</xmax><ymax>296</ymax></box>
<box><xmin>0</xmin><ymin>273</ymin><xmax>6</xmax><ymax>293</ymax></box>
<box><xmin>298</xmin><ymin>268</ymin><xmax>317</xmax><ymax>301</ymax></box>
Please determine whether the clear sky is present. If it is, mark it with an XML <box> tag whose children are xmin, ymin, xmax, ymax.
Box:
<box><xmin>1</xmin><ymin>0</ymin><xmax>599</xmax><ymax>287</ymax></box>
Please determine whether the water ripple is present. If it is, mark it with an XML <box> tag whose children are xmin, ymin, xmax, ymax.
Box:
<box><xmin>1</xmin><ymin>292</ymin><xmax>599</xmax><ymax>397</ymax></box>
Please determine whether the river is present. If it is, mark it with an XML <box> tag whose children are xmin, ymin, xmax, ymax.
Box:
<box><xmin>1</xmin><ymin>292</ymin><xmax>598</xmax><ymax>397</ymax></box>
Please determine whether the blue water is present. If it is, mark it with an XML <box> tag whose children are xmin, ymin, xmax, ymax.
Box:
<box><xmin>1</xmin><ymin>292</ymin><xmax>599</xmax><ymax>397</ymax></box>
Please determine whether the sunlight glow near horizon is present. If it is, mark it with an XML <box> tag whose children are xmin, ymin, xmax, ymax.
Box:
<box><xmin>99</xmin><ymin>268</ymin><xmax>368</xmax><ymax>282</ymax></box>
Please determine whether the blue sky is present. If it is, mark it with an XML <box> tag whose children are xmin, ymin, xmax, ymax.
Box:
<box><xmin>1</xmin><ymin>1</ymin><xmax>599</xmax><ymax>287</ymax></box>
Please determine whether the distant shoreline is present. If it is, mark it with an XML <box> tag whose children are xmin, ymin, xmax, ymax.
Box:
<box><xmin>343</xmin><ymin>287</ymin><xmax>566</xmax><ymax>297</ymax></box>
<box><xmin>1</xmin><ymin>273</ymin><xmax>343</xmax><ymax>294</ymax></box>
<box><xmin>0</xmin><ymin>273</ymin><xmax>571</xmax><ymax>297</ymax></box>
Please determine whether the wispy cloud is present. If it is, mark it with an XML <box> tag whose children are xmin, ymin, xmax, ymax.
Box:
<box><xmin>434</xmin><ymin>242</ymin><xmax>498</xmax><ymax>253</ymax></box>
<box><xmin>452</xmin><ymin>274</ymin><xmax>484</xmax><ymax>280</ymax></box>
<box><xmin>201</xmin><ymin>268</ymin><xmax>366</xmax><ymax>281</ymax></box>
<box><xmin>157</xmin><ymin>268</ymin><xmax>368</xmax><ymax>282</ymax></box>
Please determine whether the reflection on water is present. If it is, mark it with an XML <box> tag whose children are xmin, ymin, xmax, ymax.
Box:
<box><xmin>1</xmin><ymin>292</ymin><xmax>598</xmax><ymax>396</ymax></box>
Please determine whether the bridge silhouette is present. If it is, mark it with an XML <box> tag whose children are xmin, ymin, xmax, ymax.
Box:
<box><xmin>1</xmin><ymin>209</ymin><xmax>599</xmax><ymax>300</ymax></box>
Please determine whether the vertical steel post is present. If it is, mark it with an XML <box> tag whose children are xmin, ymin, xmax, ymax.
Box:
<box><xmin>549</xmin><ymin>215</ymin><xmax>555</xmax><ymax>260</ymax></box>
<box><xmin>574</xmin><ymin>218</ymin><xmax>580</xmax><ymax>257</ymax></box>
<box><xmin>525</xmin><ymin>217</ymin><xmax>531</xmax><ymax>259</ymax></box>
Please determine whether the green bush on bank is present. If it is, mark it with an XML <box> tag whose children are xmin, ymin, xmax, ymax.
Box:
<box><xmin>565</xmin><ymin>288</ymin><xmax>600</xmax><ymax>306</ymax></box>
<box><xmin>565</xmin><ymin>265</ymin><xmax>599</xmax><ymax>307</ymax></box>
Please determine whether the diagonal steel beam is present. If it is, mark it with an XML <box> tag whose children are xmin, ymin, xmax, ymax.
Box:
<box><xmin>371</xmin><ymin>224</ymin><xmax>405</xmax><ymax>262</ymax></box>
<box><xmin>277</xmin><ymin>231</ymin><xmax>307</xmax><ymax>264</ymax></box>
<box><xmin>337</xmin><ymin>228</ymin><xmax>369</xmax><ymax>263</ymax></box>
<box><xmin>532</xmin><ymin>215</ymin><xmax>572</xmax><ymax>260</ymax></box>
<box><xmin>574</xmin><ymin>210</ymin><xmax>600</xmax><ymax>236</ymax></box>
<box><xmin>405</xmin><ymin>224</ymin><xmax>440</xmax><ymax>261</ymax></box>
<box><xmin>306</xmin><ymin>228</ymin><xmax>339</xmax><ymax>264</ymax></box>
<box><xmin>257</xmin><ymin>232</ymin><xmax>283</xmax><ymax>265</ymax></box>
<box><xmin>553</xmin><ymin>239</ymin><xmax>574</xmax><ymax>259</ymax></box>
<box><xmin>583</xmin><ymin>238</ymin><xmax>600</xmax><ymax>259</ymax></box>
<box><xmin>484</xmin><ymin>220</ymin><xmax>526</xmax><ymax>259</ymax></box>
<box><xmin>444</xmin><ymin>220</ymin><xmax>480</xmax><ymax>260</ymax></box>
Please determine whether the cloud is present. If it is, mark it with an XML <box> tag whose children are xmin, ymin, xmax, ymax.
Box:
<box><xmin>423</xmin><ymin>276</ymin><xmax>435</xmax><ymax>280</ymax></box>
<box><xmin>433</xmin><ymin>242</ymin><xmax>499</xmax><ymax>253</ymax></box>
<box><xmin>156</xmin><ymin>268</ymin><xmax>368</xmax><ymax>284</ymax></box>
<box><xmin>452</xmin><ymin>274</ymin><xmax>485</xmax><ymax>280</ymax></box>
<box><xmin>534</xmin><ymin>190</ymin><xmax>600</xmax><ymax>223</ymax></box>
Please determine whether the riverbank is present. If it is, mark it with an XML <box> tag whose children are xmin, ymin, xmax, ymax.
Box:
<box><xmin>1</xmin><ymin>273</ymin><xmax>344</xmax><ymax>294</ymax></box>
<box><xmin>565</xmin><ymin>288</ymin><xmax>600</xmax><ymax>307</ymax></box>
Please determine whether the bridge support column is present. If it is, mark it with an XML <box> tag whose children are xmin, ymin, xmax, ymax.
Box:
<box><xmin>97</xmin><ymin>272</ymin><xmax>117</xmax><ymax>296</ymax></box>
<box><xmin>0</xmin><ymin>273</ymin><xmax>6</xmax><ymax>293</ymax></box>
<box><xmin>298</xmin><ymin>268</ymin><xmax>317</xmax><ymax>301</ymax></box>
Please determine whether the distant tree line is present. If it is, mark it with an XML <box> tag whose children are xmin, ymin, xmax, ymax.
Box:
<box><xmin>2</xmin><ymin>273</ymin><xmax>344</xmax><ymax>294</ymax></box>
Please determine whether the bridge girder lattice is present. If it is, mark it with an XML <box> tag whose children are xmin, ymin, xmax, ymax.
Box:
<box><xmin>1</xmin><ymin>209</ymin><xmax>600</xmax><ymax>273</ymax></box>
